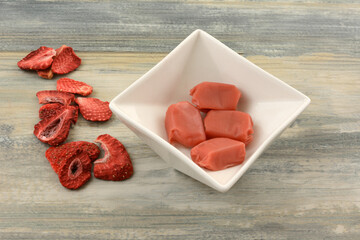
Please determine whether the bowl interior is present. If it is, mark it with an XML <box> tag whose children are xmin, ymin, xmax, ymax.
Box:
<box><xmin>112</xmin><ymin>30</ymin><xmax>310</xmax><ymax>189</ymax></box>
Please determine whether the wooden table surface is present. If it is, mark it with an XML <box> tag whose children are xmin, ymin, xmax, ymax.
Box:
<box><xmin>1</xmin><ymin>1</ymin><xmax>359</xmax><ymax>239</ymax></box>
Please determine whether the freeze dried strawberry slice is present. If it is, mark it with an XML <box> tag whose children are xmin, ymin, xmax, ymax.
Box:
<box><xmin>34</xmin><ymin>106</ymin><xmax>77</xmax><ymax>146</ymax></box>
<box><xmin>39</xmin><ymin>103</ymin><xmax>64</xmax><ymax>120</ymax></box>
<box><xmin>75</xmin><ymin>97</ymin><xmax>112</xmax><ymax>121</ymax></box>
<box><xmin>17</xmin><ymin>46</ymin><xmax>56</xmax><ymax>70</ymax></box>
<box><xmin>57</xmin><ymin>78</ymin><xmax>93</xmax><ymax>96</ymax></box>
<box><xmin>36</xmin><ymin>90</ymin><xmax>75</xmax><ymax>105</ymax></box>
<box><xmin>39</xmin><ymin>103</ymin><xmax>78</xmax><ymax>124</ymax></box>
<box><xmin>58</xmin><ymin>151</ymin><xmax>92</xmax><ymax>190</ymax></box>
<box><xmin>37</xmin><ymin>68</ymin><xmax>54</xmax><ymax>79</ymax></box>
<box><xmin>46</xmin><ymin>141</ymin><xmax>100</xmax><ymax>173</ymax></box>
<box><xmin>51</xmin><ymin>45</ymin><xmax>81</xmax><ymax>74</ymax></box>
<box><xmin>94</xmin><ymin>134</ymin><xmax>133</xmax><ymax>181</ymax></box>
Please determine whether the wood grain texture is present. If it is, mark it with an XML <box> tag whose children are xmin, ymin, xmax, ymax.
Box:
<box><xmin>1</xmin><ymin>51</ymin><xmax>359</xmax><ymax>239</ymax></box>
<box><xmin>1</xmin><ymin>0</ymin><xmax>360</xmax><ymax>239</ymax></box>
<box><xmin>0</xmin><ymin>0</ymin><xmax>359</xmax><ymax>57</ymax></box>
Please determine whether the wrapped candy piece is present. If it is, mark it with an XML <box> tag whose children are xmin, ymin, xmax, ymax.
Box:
<box><xmin>190</xmin><ymin>82</ymin><xmax>241</xmax><ymax>110</ymax></box>
<box><xmin>191</xmin><ymin>138</ymin><xmax>246</xmax><ymax>171</ymax></box>
<box><xmin>204</xmin><ymin>110</ymin><xmax>254</xmax><ymax>145</ymax></box>
<box><xmin>165</xmin><ymin>101</ymin><xmax>206</xmax><ymax>147</ymax></box>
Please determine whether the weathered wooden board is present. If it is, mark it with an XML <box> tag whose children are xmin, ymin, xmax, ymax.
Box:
<box><xmin>1</xmin><ymin>51</ymin><xmax>359</xmax><ymax>239</ymax></box>
<box><xmin>1</xmin><ymin>0</ymin><xmax>360</xmax><ymax>239</ymax></box>
<box><xmin>0</xmin><ymin>1</ymin><xmax>359</xmax><ymax>57</ymax></box>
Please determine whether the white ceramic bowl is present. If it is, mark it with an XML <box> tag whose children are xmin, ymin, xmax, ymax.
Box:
<box><xmin>110</xmin><ymin>29</ymin><xmax>310</xmax><ymax>192</ymax></box>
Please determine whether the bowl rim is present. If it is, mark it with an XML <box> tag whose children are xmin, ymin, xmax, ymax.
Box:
<box><xmin>110</xmin><ymin>29</ymin><xmax>311</xmax><ymax>192</ymax></box>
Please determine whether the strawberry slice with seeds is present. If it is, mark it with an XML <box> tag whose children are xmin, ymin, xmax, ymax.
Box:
<box><xmin>36</xmin><ymin>90</ymin><xmax>75</xmax><ymax>105</ymax></box>
<box><xmin>17</xmin><ymin>46</ymin><xmax>56</xmax><ymax>70</ymax></box>
<box><xmin>34</xmin><ymin>106</ymin><xmax>77</xmax><ymax>146</ymax></box>
<box><xmin>75</xmin><ymin>97</ymin><xmax>112</xmax><ymax>121</ymax></box>
<box><xmin>51</xmin><ymin>45</ymin><xmax>81</xmax><ymax>74</ymax></box>
<box><xmin>37</xmin><ymin>68</ymin><xmax>54</xmax><ymax>79</ymax></box>
<box><xmin>39</xmin><ymin>103</ymin><xmax>78</xmax><ymax>124</ymax></box>
<box><xmin>58</xmin><ymin>150</ymin><xmax>92</xmax><ymax>190</ymax></box>
<box><xmin>46</xmin><ymin>141</ymin><xmax>100</xmax><ymax>173</ymax></box>
<box><xmin>57</xmin><ymin>78</ymin><xmax>93</xmax><ymax>96</ymax></box>
<box><xmin>94</xmin><ymin>134</ymin><xmax>133</xmax><ymax>181</ymax></box>
<box><xmin>39</xmin><ymin>103</ymin><xmax>64</xmax><ymax>120</ymax></box>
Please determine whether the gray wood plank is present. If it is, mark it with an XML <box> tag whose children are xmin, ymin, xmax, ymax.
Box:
<box><xmin>1</xmin><ymin>0</ymin><xmax>360</xmax><ymax>239</ymax></box>
<box><xmin>0</xmin><ymin>51</ymin><xmax>359</xmax><ymax>239</ymax></box>
<box><xmin>0</xmin><ymin>1</ymin><xmax>359</xmax><ymax>57</ymax></box>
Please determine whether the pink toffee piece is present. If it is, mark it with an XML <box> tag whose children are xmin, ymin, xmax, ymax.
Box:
<box><xmin>190</xmin><ymin>82</ymin><xmax>241</xmax><ymax>110</ymax></box>
<box><xmin>204</xmin><ymin>110</ymin><xmax>254</xmax><ymax>145</ymax></box>
<box><xmin>165</xmin><ymin>101</ymin><xmax>206</xmax><ymax>148</ymax></box>
<box><xmin>191</xmin><ymin>138</ymin><xmax>246</xmax><ymax>171</ymax></box>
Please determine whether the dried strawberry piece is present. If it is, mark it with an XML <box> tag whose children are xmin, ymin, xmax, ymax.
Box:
<box><xmin>58</xmin><ymin>150</ymin><xmax>92</xmax><ymax>190</ymax></box>
<box><xmin>57</xmin><ymin>78</ymin><xmax>93</xmax><ymax>96</ymax></box>
<box><xmin>51</xmin><ymin>45</ymin><xmax>81</xmax><ymax>74</ymax></box>
<box><xmin>39</xmin><ymin>103</ymin><xmax>78</xmax><ymax>124</ymax></box>
<box><xmin>94</xmin><ymin>134</ymin><xmax>133</xmax><ymax>181</ymax></box>
<box><xmin>71</xmin><ymin>105</ymin><xmax>79</xmax><ymax>124</ymax></box>
<box><xmin>36</xmin><ymin>90</ymin><xmax>75</xmax><ymax>105</ymax></box>
<box><xmin>37</xmin><ymin>68</ymin><xmax>54</xmax><ymax>79</ymax></box>
<box><xmin>46</xmin><ymin>141</ymin><xmax>100</xmax><ymax>173</ymax></box>
<box><xmin>17</xmin><ymin>46</ymin><xmax>56</xmax><ymax>70</ymax></box>
<box><xmin>34</xmin><ymin>106</ymin><xmax>77</xmax><ymax>146</ymax></box>
<box><xmin>39</xmin><ymin>103</ymin><xmax>64</xmax><ymax>120</ymax></box>
<box><xmin>75</xmin><ymin>97</ymin><xmax>112</xmax><ymax>122</ymax></box>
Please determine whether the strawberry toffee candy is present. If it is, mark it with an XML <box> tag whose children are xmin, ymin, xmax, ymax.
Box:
<box><xmin>204</xmin><ymin>110</ymin><xmax>254</xmax><ymax>145</ymax></box>
<box><xmin>191</xmin><ymin>138</ymin><xmax>246</xmax><ymax>171</ymax></box>
<box><xmin>165</xmin><ymin>101</ymin><xmax>206</xmax><ymax>148</ymax></box>
<box><xmin>190</xmin><ymin>82</ymin><xmax>241</xmax><ymax>110</ymax></box>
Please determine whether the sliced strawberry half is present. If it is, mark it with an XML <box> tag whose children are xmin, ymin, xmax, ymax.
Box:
<box><xmin>36</xmin><ymin>90</ymin><xmax>75</xmax><ymax>105</ymax></box>
<box><xmin>17</xmin><ymin>46</ymin><xmax>56</xmax><ymax>70</ymax></box>
<box><xmin>94</xmin><ymin>134</ymin><xmax>133</xmax><ymax>181</ymax></box>
<box><xmin>51</xmin><ymin>45</ymin><xmax>81</xmax><ymax>74</ymax></box>
<box><xmin>57</xmin><ymin>78</ymin><xmax>93</xmax><ymax>96</ymax></box>
<box><xmin>58</xmin><ymin>150</ymin><xmax>92</xmax><ymax>190</ymax></box>
<box><xmin>46</xmin><ymin>141</ymin><xmax>100</xmax><ymax>173</ymax></box>
<box><xmin>34</xmin><ymin>106</ymin><xmax>77</xmax><ymax>146</ymax></box>
<box><xmin>39</xmin><ymin>103</ymin><xmax>64</xmax><ymax>120</ymax></box>
<box><xmin>75</xmin><ymin>97</ymin><xmax>112</xmax><ymax>122</ymax></box>
<box><xmin>37</xmin><ymin>68</ymin><xmax>54</xmax><ymax>79</ymax></box>
<box><xmin>39</xmin><ymin>103</ymin><xmax>78</xmax><ymax>124</ymax></box>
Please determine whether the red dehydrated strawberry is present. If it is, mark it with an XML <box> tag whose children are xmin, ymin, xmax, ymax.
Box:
<box><xmin>94</xmin><ymin>134</ymin><xmax>133</xmax><ymax>181</ymax></box>
<box><xmin>71</xmin><ymin>105</ymin><xmax>79</xmax><ymax>124</ymax></box>
<box><xmin>17</xmin><ymin>46</ymin><xmax>56</xmax><ymax>70</ymax></box>
<box><xmin>37</xmin><ymin>68</ymin><xmax>54</xmax><ymax>79</ymax></box>
<box><xmin>39</xmin><ymin>103</ymin><xmax>64</xmax><ymax>120</ymax></box>
<box><xmin>34</xmin><ymin>106</ymin><xmax>77</xmax><ymax>146</ymax></box>
<box><xmin>57</xmin><ymin>78</ymin><xmax>93</xmax><ymax>96</ymax></box>
<box><xmin>51</xmin><ymin>45</ymin><xmax>81</xmax><ymax>74</ymax></box>
<box><xmin>46</xmin><ymin>141</ymin><xmax>100</xmax><ymax>173</ymax></box>
<box><xmin>36</xmin><ymin>90</ymin><xmax>75</xmax><ymax>105</ymax></box>
<box><xmin>58</xmin><ymin>150</ymin><xmax>92</xmax><ymax>190</ymax></box>
<box><xmin>39</xmin><ymin>103</ymin><xmax>78</xmax><ymax>124</ymax></box>
<box><xmin>75</xmin><ymin>97</ymin><xmax>112</xmax><ymax>122</ymax></box>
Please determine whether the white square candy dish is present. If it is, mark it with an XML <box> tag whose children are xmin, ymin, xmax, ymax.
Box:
<box><xmin>110</xmin><ymin>29</ymin><xmax>310</xmax><ymax>192</ymax></box>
